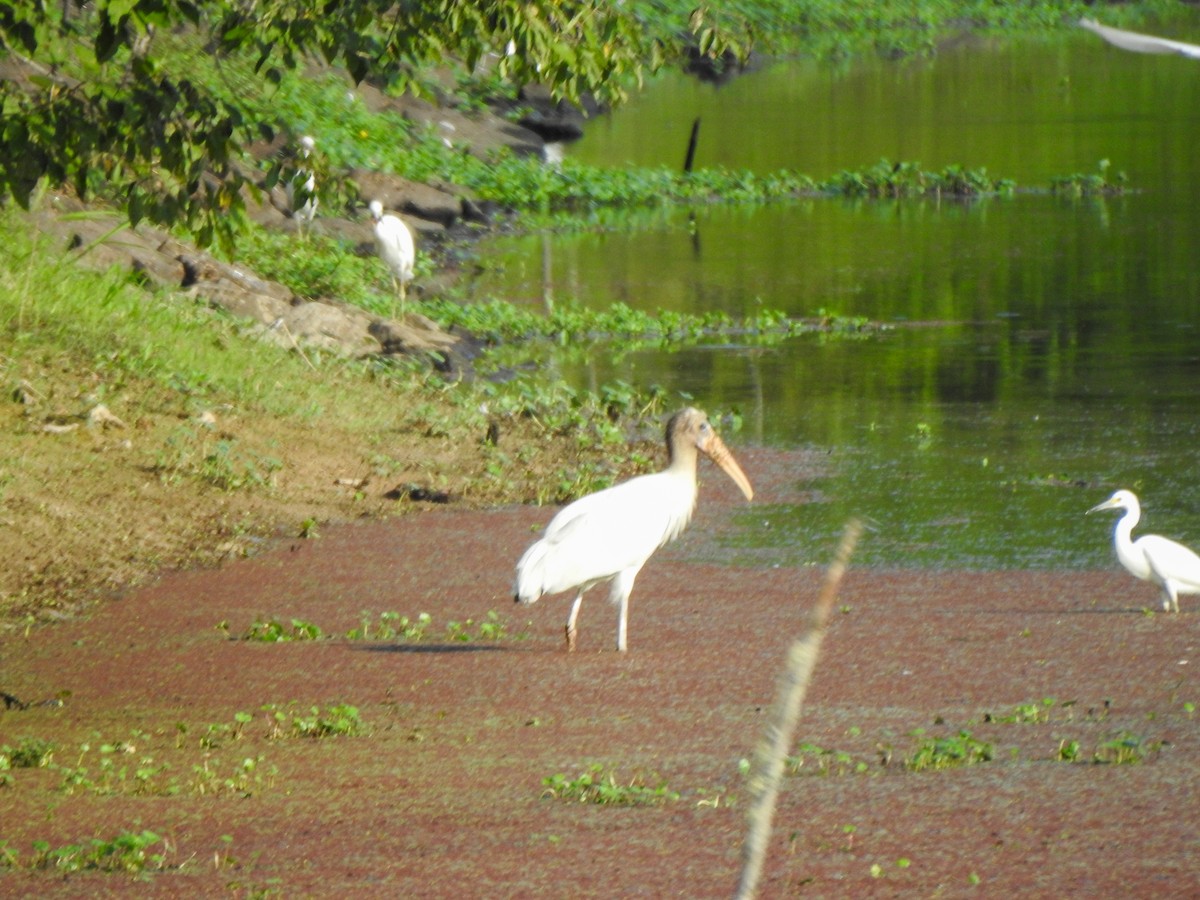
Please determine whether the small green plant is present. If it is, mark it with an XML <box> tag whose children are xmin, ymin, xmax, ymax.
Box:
<box><xmin>240</xmin><ymin>618</ymin><xmax>324</xmax><ymax>642</ymax></box>
<box><xmin>2</xmin><ymin>736</ymin><xmax>55</xmax><ymax>768</ymax></box>
<box><xmin>181</xmin><ymin>711</ymin><xmax>254</xmax><ymax>750</ymax></box>
<box><xmin>984</xmin><ymin>697</ymin><xmax>1066</xmax><ymax>724</ymax></box>
<box><xmin>263</xmin><ymin>703</ymin><xmax>363</xmax><ymax>739</ymax></box>
<box><xmin>346</xmin><ymin>610</ymin><xmax>431</xmax><ymax>641</ymax></box>
<box><xmin>1057</xmin><ymin>739</ymin><xmax>1081</xmax><ymax>762</ymax></box>
<box><xmin>542</xmin><ymin>764</ymin><xmax>680</xmax><ymax>806</ymax></box>
<box><xmin>28</xmin><ymin>830</ymin><xmax>171</xmax><ymax>874</ymax></box>
<box><xmin>55</xmin><ymin>733</ymin><xmax>173</xmax><ymax>796</ymax></box>
<box><xmin>446</xmin><ymin>610</ymin><xmax>511</xmax><ymax>642</ymax></box>
<box><xmin>189</xmin><ymin>754</ymin><xmax>275</xmax><ymax>797</ymax></box>
<box><xmin>1092</xmin><ymin>732</ymin><xmax>1161</xmax><ymax>765</ymax></box>
<box><xmin>786</xmin><ymin>742</ymin><xmax>870</xmax><ymax>777</ymax></box>
<box><xmin>346</xmin><ymin>610</ymin><xmax>520</xmax><ymax>642</ymax></box>
<box><xmin>905</xmin><ymin>730</ymin><xmax>993</xmax><ymax>772</ymax></box>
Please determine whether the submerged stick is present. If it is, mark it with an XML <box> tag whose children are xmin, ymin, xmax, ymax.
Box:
<box><xmin>736</xmin><ymin>518</ymin><xmax>863</xmax><ymax>900</ymax></box>
<box><xmin>683</xmin><ymin>117</ymin><xmax>701</xmax><ymax>173</ymax></box>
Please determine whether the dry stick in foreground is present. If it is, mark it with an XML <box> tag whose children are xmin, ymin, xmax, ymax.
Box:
<box><xmin>736</xmin><ymin>518</ymin><xmax>864</xmax><ymax>900</ymax></box>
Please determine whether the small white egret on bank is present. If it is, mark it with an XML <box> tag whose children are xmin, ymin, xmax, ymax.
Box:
<box><xmin>369</xmin><ymin>199</ymin><xmax>415</xmax><ymax>318</ymax></box>
<box><xmin>514</xmin><ymin>407</ymin><xmax>754</xmax><ymax>652</ymax></box>
<box><xmin>1080</xmin><ymin>18</ymin><xmax>1200</xmax><ymax>59</ymax></box>
<box><xmin>1087</xmin><ymin>489</ymin><xmax>1200</xmax><ymax>612</ymax></box>
<box><xmin>286</xmin><ymin>135</ymin><xmax>318</xmax><ymax>234</ymax></box>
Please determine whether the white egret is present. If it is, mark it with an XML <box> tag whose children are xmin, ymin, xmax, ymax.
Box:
<box><xmin>1080</xmin><ymin>18</ymin><xmax>1200</xmax><ymax>59</ymax></box>
<box><xmin>514</xmin><ymin>407</ymin><xmax>754</xmax><ymax>652</ymax></box>
<box><xmin>1087</xmin><ymin>489</ymin><xmax>1200</xmax><ymax>612</ymax></box>
<box><xmin>369</xmin><ymin>199</ymin><xmax>415</xmax><ymax>319</ymax></box>
<box><xmin>286</xmin><ymin>135</ymin><xmax>318</xmax><ymax>234</ymax></box>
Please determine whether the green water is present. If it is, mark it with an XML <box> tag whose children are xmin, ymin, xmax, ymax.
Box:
<box><xmin>468</xmin><ymin>25</ymin><xmax>1200</xmax><ymax>569</ymax></box>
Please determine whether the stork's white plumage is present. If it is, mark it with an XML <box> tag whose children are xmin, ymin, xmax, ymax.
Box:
<box><xmin>1080</xmin><ymin>18</ymin><xmax>1200</xmax><ymax>59</ymax></box>
<box><xmin>514</xmin><ymin>407</ymin><xmax>754</xmax><ymax>652</ymax></box>
<box><xmin>1087</xmin><ymin>489</ymin><xmax>1200</xmax><ymax>612</ymax></box>
<box><xmin>369</xmin><ymin>199</ymin><xmax>415</xmax><ymax>318</ymax></box>
<box><xmin>287</xmin><ymin>135</ymin><xmax>318</xmax><ymax>230</ymax></box>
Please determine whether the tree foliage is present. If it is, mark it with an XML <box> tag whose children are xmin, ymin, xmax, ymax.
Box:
<box><xmin>0</xmin><ymin>1</ymin><xmax>735</xmax><ymax>246</ymax></box>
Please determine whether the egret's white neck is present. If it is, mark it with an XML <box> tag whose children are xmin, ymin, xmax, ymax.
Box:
<box><xmin>1115</xmin><ymin>504</ymin><xmax>1141</xmax><ymax>542</ymax></box>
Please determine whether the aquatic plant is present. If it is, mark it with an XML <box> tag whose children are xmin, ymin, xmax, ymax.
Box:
<box><xmin>904</xmin><ymin>729</ymin><xmax>994</xmax><ymax>771</ymax></box>
<box><xmin>542</xmin><ymin>763</ymin><xmax>680</xmax><ymax>806</ymax></box>
<box><xmin>1050</xmin><ymin>159</ymin><xmax>1128</xmax><ymax>197</ymax></box>
<box><xmin>27</xmin><ymin>830</ymin><xmax>173</xmax><ymax>874</ymax></box>
<box><xmin>786</xmin><ymin>741</ymin><xmax>871</xmax><ymax>776</ymax></box>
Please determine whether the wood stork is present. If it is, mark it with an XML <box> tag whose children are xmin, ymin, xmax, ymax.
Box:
<box><xmin>286</xmin><ymin>135</ymin><xmax>318</xmax><ymax>235</ymax></box>
<box><xmin>1087</xmin><ymin>489</ymin><xmax>1200</xmax><ymax>612</ymax></box>
<box><xmin>369</xmin><ymin>199</ymin><xmax>415</xmax><ymax>319</ymax></box>
<box><xmin>1080</xmin><ymin>18</ymin><xmax>1200</xmax><ymax>59</ymax></box>
<box><xmin>514</xmin><ymin>407</ymin><xmax>754</xmax><ymax>652</ymax></box>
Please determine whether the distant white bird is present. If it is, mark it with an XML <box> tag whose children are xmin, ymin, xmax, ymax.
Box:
<box><xmin>514</xmin><ymin>407</ymin><xmax>754</xmax><ymax>652</ymax></box>
<box><xmin>369</xmin><ymin>199</ymin><xmax>415</xmax><ymax>318</ymax></box>
<box><xmin>1080</xmin><ymin>18</ymin><xmax>1200</xmax><ymax>59</ymax></box>
<box><xmin>286</xmin><ymin>135</ymin><xmax>318</xmax><ymax>233</ymax></box>
<box><xmin>1087</xmin><ymin>489</ymin><xmax>1200</xmax><ymax>612</ymax></box>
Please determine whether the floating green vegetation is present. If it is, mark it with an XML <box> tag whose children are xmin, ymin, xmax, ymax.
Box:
<box><xmin>1059</xmin><ymin>731</ymin><xmax>1166</xmax><ymax>765</ymax></box>
<box><xmin>786</xmin><ymin>741</ymin><xmax>872</xmax><ymax>776</ymax></box>
<box><xmin>1</xmin><ymin>736</ymin><xmax>55</xmax><ymax>770</ymax></box>
<box><xmin>345</xmin><ymin>611</ymin><xmax>434</xmax><ymax>641</ymax></box>
<box><xmin>412</xmin><ymin>149</ymin><xmax>1024</xmax><ymax>212</ymax></box>
<box><xmin>421</xmin><ymin>295</ymin><xmax>876</xmax><ymax>347</ymax></box>
<box><xmin>542</xmin><ymin>763</ymin><xmax>681</xmax><ymax>806</ymax></box>
<box><xmin>10</xmin><ymin>830</ymin><xmax>174</xmax><ymax>875</ymax></box>
<box><xmin>983</xmin><ymin>697</ymin><xmax>1075</xmax><ymax>724</ymax></box>
<box><xmin>828</xmin><ymin>159</ymin><xmax>1014</xmax><ymax>199</ymax></box>
<box><xmin>263</xmin><ymin>703</ymin><xmax>363</xmax><ymax>739</ymax></box>
<box><xmin>1050</xmin><ymin>159</ymin><xmax>1128</xmax><ymax>197</ymax></box>
<box><xmin>223</xmin><ymin>617</ymin><xmax>325</xmax><ymax>642</ymax></box>
<box><xmin>904</xmin><ymin>729</ymin><xmax>994</xmax><ymax>771</ymax></box>
<box><xmin>177</xmin><ymin>711</ymin><xmax>255</xmax><ymax>751</ymax></box>
<box><xmin>222</xmin><ymin>610</ymin><xmax>522</xmax><ymax>643</ymax></box>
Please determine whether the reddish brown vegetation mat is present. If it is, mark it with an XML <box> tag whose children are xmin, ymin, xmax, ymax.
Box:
<box><xmin>2</xmin><ymin>499</ymin><xmax>1199</xmax><ymax>896</ymax></box>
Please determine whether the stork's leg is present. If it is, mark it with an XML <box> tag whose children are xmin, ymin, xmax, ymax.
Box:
<box><xmin>608</xmin><ymin>571</ymin><xmax>639</xmax><ymax>653</ymax></box>
<box><xmin>565</xmin><ymin>590</ymin><xmax>585</xmax><ymax>652</ymax></box>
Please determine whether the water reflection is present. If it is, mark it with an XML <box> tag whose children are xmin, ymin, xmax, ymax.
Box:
<box><xmin>465</xmin><ymin>28</ymin><xmax>1200</xmax><ymax>570</ymax></box>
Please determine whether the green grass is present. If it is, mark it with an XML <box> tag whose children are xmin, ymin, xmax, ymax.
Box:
<box><xmin>0</xmin><ymin>205</ymin><xmax>410</xmax><ymax>430</ymax></box>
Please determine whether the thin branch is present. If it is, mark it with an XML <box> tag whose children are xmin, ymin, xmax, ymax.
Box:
<box><xmin>736</xmin><ymin>518</ymin><xmax>863</xmax><ymax>900</ymax></box>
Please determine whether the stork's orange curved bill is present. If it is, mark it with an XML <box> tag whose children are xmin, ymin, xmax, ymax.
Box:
<box><xmin>704</xmin><ymin>434</ymin><xmax>754</xmax><ymax>501</ymax></box>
